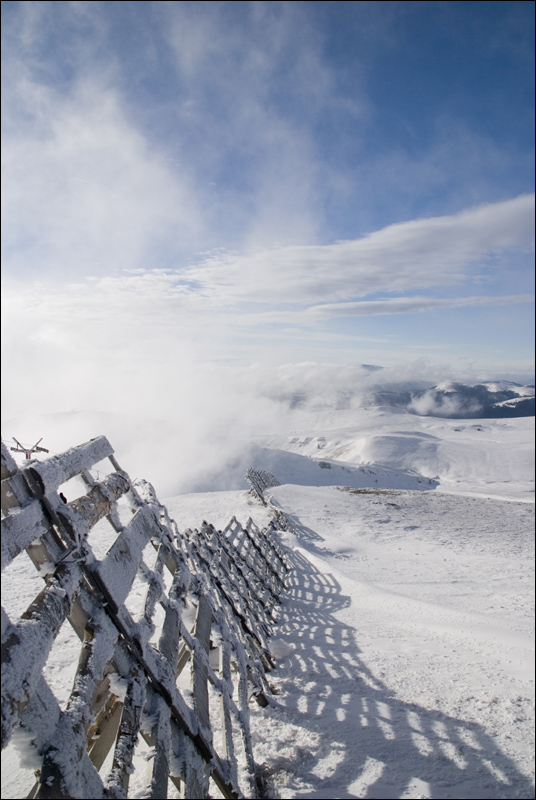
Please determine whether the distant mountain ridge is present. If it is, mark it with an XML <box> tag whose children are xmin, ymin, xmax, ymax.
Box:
<box><xmin>407</xmin><ymin>381</ymin><xmax>535</xmax><ymax>418</ymax></box>
<box><xmin>277</xmin><ymin>379</ymin><xmax>535</xmax><ymax>418</ymax></box>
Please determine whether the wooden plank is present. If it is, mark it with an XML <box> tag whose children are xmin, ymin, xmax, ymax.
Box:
<box><xmin>1</xmin><ymin>469</ymin><xmax>33</xmax><ymax>513</ymax></box>
<box><xmin>1</xmin><ymin>442</ymin><xmax>18</xmax><ymax>480</ymax></box>
<box><xmin>181</xmin><ymin>730</ymin><xmax>211</xmax><ymax>800</ymax></box>
<box><xmin>19</xmin><ymin>676</ymin><xmax>61</xmax><ymax>751</ymax></box>
<box><xmin>1</xmin><ymin>434</ymin><xmax>286</xmax><ymax>800</ymax></box>
<box><xmin>36</xmin><ymin>706</ymin><xmax>105</xmax><ymax>799</ymax></box>
<box><xmin>192</xmin><ymin>596</ymin><xmax>212</xmax><ymax>734</ymax></box>
<box><xmin>143</xmin><ymin>695</ymin><xmax>171</xmax><ymax>800</ymax></box>
<box><xmin>56</xmin><ymin>473</ymin><xmax>130</xmax><ymax>540</ymax></box>
<box><xmin>237</xmin><ymin>663</ymin><xmax>259</xmax><ymax>800</ymax></box>
<box><xmin>216</xmin><ymin>525</ymin><xmax>280</xmax><ymax>615</ymax></box>
<box><xmin>141</xmin><ymin>544</ymin><xmax>167</xmax><ymax>627</ymax></box>
<box><xmin>0</xmin><ymin>499</ymin><xmax>49</xmax><ymax>571</ymax></box>
<box><xmin>158</xmin><ymin>561</ymin><xmax>189</xmax><ymax>672</ymax></box>
<box><xmin>88</xmin><ymin>700</ymin><xmax>123</xmax><ymax>772</ymax></box>
<box><xmin>1</xmin><ymin>565</ymin><xmax>82</xmax><ymax>748</ymax></box>
<box><xmin>34</xmin><ymin>621</ymin><xmax>119</xmax><ymax>796</ymax></box>
<box><xmin>105</xmin><ymin>674</ymin><xmax>146</xmax><ymax>799</ymax></box>
<box><xmin>218</xmin><ymin>643</ymin><xmax>238</xmax><ymax>788</ymax></box>
<box><xmin>94</xmin><ymin>505</ymin><xmax>159</xmax><ymax>609</ymax></box>
<box><xmin>24</xmin><ymin>436</ymin><xmax>114</xmax><ymax>497</ymax></box>
<box><xmin>191</xmin><ymin>544</ymin><xmax>273</xmax><ymax>668</ymax></box>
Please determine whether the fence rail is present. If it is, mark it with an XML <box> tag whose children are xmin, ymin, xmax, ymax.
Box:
<box><xmin>1</xmin><ymin>438</ymin><xmax>289</xmax><ymax>799</ymax></box>
<box><xmin>244</xmin><ymin>469</ymin><xmax>281</xmax><ymax>505</ymax></box>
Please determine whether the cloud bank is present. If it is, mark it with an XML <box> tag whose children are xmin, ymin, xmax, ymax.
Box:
<box><xmin>183</xmin><ymin>194</ymin><xmax>535</xmax><ymax>306</ymax></box>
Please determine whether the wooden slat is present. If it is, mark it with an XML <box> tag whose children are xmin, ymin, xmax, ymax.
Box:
<box><xmin>192</xmin><ymin>596</ymin><xmax>212</xmax><ymax>734</ymax></box>
<box><xmin>237</xmin><ymin>657</ymin><xmax>259</xmax><ymax>800</ymax></box>
<box><xmin>1</xmin><ymin>443</ymin><xmax>33</xmax><ymax>513</ymax></box>
<box><xmin>1</xmin><ymin>498</ymin><xmax>49</xmax><ymax>571</ymax></box>
<box><xmin>181</xmin><ymin>730</ymin><xmax>211</xmax><ymax>800</ymax></box>
<box><xmin>158</xmin><ymin>566</ymin><xmax>189</xmax><ymax>672</ymax></box>
<box><xmin>56</xmin><ymin>472</ymin><xmax>129</xmax><ymax>540</ymax></box>
<box><xmin>1</xmin><ymin>442</ymin><xmax>18</xmax><ymax>480</ymax></box>
<box><xmin>143</xmin><ymin>694</ymin><xmax>171</xmax><ymax>800</ymax></box>
<box><xmin>105</xmin><ymin>674</ymin><xmax>146</xmax><ymax>799</ymax></box>
<box><xmin>95</xmin><ymin>505</ymin><xmax>159</xmax><ymax>609</ymax></box>
<box><xmin>24</xmin><ymin>436</ymin><xmax>114</xmax><ymax>497</ymax></box>
<box><xmin>219</xmin><ymin>643</ymin><xmax>239</xmax><ymax>788</ymax></box>
<box><xmin>1</xmin><ymin>564</ymin><xmax>83</xmax><ymax>748</ymax></box>
<box><xmin>88</xmin><ymin>700</ymin><xmax>123</xmax><ymax>772</ymax></box>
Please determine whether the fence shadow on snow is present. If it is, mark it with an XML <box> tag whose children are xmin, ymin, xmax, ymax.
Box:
<box><xmin>261</xmin><ymin>545</ymin><xmax>534</xmax><ymax>799</ymax></box>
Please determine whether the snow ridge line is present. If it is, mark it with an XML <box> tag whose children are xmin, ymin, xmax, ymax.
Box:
<box><xmin>1</xmin><ymin>438</ymin><xmax>290</xmax><ymax>799</ymax></box>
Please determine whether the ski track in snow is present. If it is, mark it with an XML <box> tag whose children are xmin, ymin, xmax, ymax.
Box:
<box><xmin>1</xmin><ymin>411</ymin><xmax>534</xmax><ymax>799</ymax></box>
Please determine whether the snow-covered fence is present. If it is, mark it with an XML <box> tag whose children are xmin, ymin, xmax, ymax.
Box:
<box><xmin>1</xmin><ymin>438</ymin><xmax>289</xmax><ymax>799</ymax></box>
<box><xmin>244</xmin><ymin>469</ymin><xmax>281</xmax><ymax>505</ymax></box>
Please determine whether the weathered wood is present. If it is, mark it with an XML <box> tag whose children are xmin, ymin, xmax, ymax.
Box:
<box><xmin>237</xmin><ymin>656</ymin><xmax>259</xmax><ymax>800</ymax></box>
<box><xmin>1</xmin><ymin>471</ymin><xmax>33</xmax><ymax>513</ymax></box>
<box><xmin>182</xmin><ymin>731</ymin><xmax>211</xmax><ymax>800</ymax></box>
<box><xmin>1</xmin><ymin>442</ymin><xmax>18</xmax><ymax>480</ymax></box>
<box><xmin>158</xmin><ymin>574</ymin><xmax>186</xmax><ymax>671</ymax></box>
<box><xmin>219</xmin><ymin>643</ymin><xmax>239</xmax><ymax>788</ymax></box>
<box><xmin>192</xmin><ymin>597</ymin><xmax>212</xmax><ymax>734</ymax></box>
<box><xmin>143</xmin><ymin>695</ymin><xmax>171</xmax><ymax>800</ymax></box>
<box><xmin>88</xmin><ymin>699</ymin><xmax>123</xmax><ymax>771</ymax></box>
<box><xmin>56</xmin><ymin>472</ymin><xmax>129</xmax><ymax>539</ymax></box>
<box><xmin>1</xmin><ymin>565</ymin><xmax>82</xmax><ymax>748</ymax></box>
<box><xmin>95</xmin><ymin>505</ymin><xmax>159</xmax><ymax>609</ymax></box>
<box><xmin>1</xmin><ymin>498</ymin><xmax>49</xmax><ymax>571</ymax></box>
<box><xmin>1</xmin><ymin>439</ymin><xmax>288</xmax><ymax>800</ymax></box>
<box><xmin>105</xmin><ymin>674</ymin><xmax>146</xmax><ymax>799</ymax></box>
<box><xmin>24</xmin><ymin>436</ymin><xmax>114</xmax><ymax>497</ymax></box>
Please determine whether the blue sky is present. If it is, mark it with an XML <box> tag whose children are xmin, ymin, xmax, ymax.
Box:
<box><xmin>1</xmin><ymin>1</ymin><xmax>535</xmax><ymax>420</ymax></box>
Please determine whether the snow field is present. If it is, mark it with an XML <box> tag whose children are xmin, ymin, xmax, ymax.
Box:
<box><xmin>246</xmin><ymin>484</ymin><xmax>534</xmax><ymax>798</ymax></box>
<box><xmin>2</xmin><ymin>408</ymin><xmax>534</xmax><ymax>798</ymax></box>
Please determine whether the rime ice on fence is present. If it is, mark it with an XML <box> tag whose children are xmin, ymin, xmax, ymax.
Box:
<box><xmin>1</xmin><ymin>438</ymin><xmax>289</xmax><ymax>799</ymax></box>
<box><xmin>244</xmin><ymin>469</ymin><xmax>281</xmax><ymax>505</ymax></box>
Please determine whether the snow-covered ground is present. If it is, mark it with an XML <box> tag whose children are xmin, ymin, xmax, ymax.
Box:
<box><xmin>250</xmin><ymin>485</ymin><xmax>534</xmax><ymax>799</ymax></box>
<box><xmin>1</xmin><ymin>406</ymin><xmax>534</xmax><ymax>798</ymax></box>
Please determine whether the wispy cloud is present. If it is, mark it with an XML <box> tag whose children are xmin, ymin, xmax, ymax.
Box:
<box><xmin>0</xmin><ymin>1</ymin><xmax>375</xmax><ymax>285</ymax></box>
<box><xmin>1</xmin><ymin>76</ymin><xmax>206</xmax><ymax>280</ymax></box>
<box><xmin>1</xmin><ymin>0</ymin><xmax>534</xmax><ymax>441</ymax></box>
<box><xmin>304</xmin><ymin>293</ymin><xmax>535</xmax><ymax>319</ymax></box>
<box><xmin>158</xmin><ymin>0</ymin><xmax>354</xmax><ymax>247</ymax></box>
<box><xmin>3</xmin><ymin>194</ymin><xmax>532</xmax><ymax>333</ymax></box>
<box><xmin>181</xmin><ymin>194</ymin><xmax>534</xmax><ymax>306</ymax></box>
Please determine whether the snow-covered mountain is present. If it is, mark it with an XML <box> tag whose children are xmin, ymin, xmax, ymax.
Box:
<box><xmin>408</xmin><ymin>380</ymin><xmax>535</xmax><ymax>418</ymax></box>
<box><xmin>284</xmin><ymin>378</ymin><xmax>536</xmax><ymax>418</ymax></box>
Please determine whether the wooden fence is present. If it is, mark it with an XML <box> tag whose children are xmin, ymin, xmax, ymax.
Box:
<box><xmin>244</xmin><ymin>469</ymin><xmax>281</xmax><ymax>506</ymax></box>
<box><xmin>1</xmin><ymin>437</ymin><xmax>289</xmax><ymax>799</ymax></box>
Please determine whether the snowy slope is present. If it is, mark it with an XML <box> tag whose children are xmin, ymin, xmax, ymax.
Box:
<box><xmin>1</xmin><ymin>404</ymin><xmax>534</xmax><ymax>799</ymax></box>
<box><xmin>261</xmin><ymin>409</ymin><xmax>535</xmax><ymax>501</ymax></box>
<box><xmin>244</xmin><ymin>484</ymin><xmax>534</xmax><ymax>799</ymax></box>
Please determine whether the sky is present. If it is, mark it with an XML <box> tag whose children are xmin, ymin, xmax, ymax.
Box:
<box><xmin>1</xmin><ymin>0</ymin><xmax>535</xmax><ymax>426</ymax></box>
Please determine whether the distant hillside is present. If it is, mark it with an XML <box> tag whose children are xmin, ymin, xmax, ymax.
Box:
<box><xmin>407</xmin><ymin>381</ymin><xmax>535</xmax><ymax>418</ymax></box>
<box><xmin>276</xmin><ymin>379</ymin><xmax>535</xmax><ymax>418</ymax></box>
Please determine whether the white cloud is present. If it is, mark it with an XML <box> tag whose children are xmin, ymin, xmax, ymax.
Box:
<box><xmin>304</xmin><ymin>293</ymin><xmax>535</xmax><ymax>319</ymax></box>
<box><xmin>157</xmin><ymin>0</ymin><xmax>362</xmax><ymax>250</ymax></box>
<box><xmin>183</xmin><ymin>194</ymin><xmax>535</xmax><ymax>305</ymax></box>
<box><xmin>1</xmin><ymin>76</ymin><xmax>205</xmax><ymax>280</ymax></box>
<box><xmin>1</xmin><ymin>0</ymin><xmax>349</xmax><ymax>280</ymax></box>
